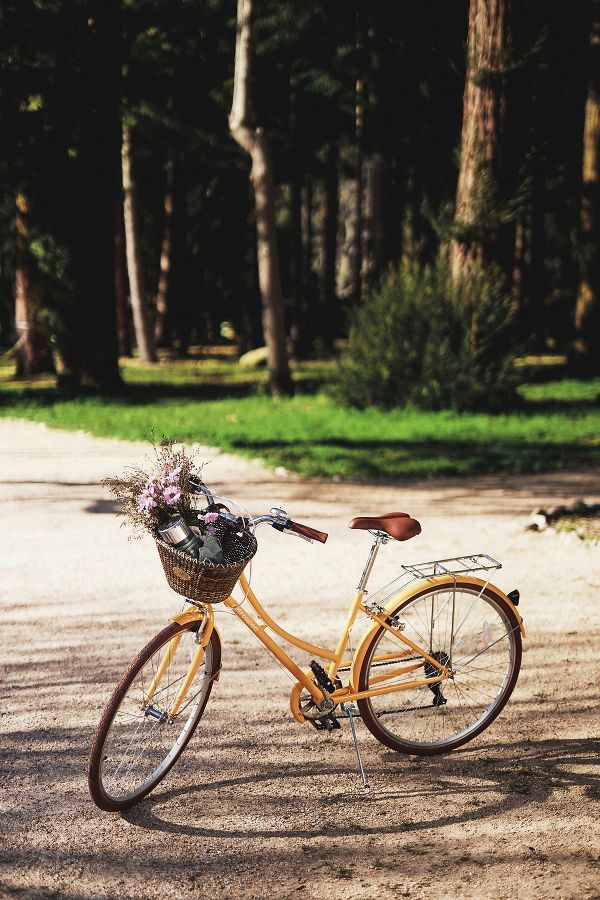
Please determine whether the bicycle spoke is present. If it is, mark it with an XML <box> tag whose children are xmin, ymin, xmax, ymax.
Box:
<box><xmin>94</xmin><ymin>624</ymin><xmax>218</xmax><ymax>806</ymax></box>
<box><xmin>359</xmin><ymin>584</ymin><xmax>520</xmax><ymax>751</ymax></box>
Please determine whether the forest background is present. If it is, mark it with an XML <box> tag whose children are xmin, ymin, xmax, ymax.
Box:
<box><xmin>0</xmin><ymin>0</ymin><xmax>599</xmax><ymax>482</ymax></box>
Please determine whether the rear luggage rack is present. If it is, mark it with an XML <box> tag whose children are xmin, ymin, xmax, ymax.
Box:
<box><xmin>401</xmin><ymin>554</ymin><xmax>502</xmax><ymax>580</ymax></box>
<box><xmin>363</xmin><ymin>554</ymin><xmax>502</xmax><ymax>609</ymax></box>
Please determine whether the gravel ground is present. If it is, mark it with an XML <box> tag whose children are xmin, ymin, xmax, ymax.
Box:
<box><xmin>1</xmin><ymin>420</ymin><xmax>599</xmax><ymax>900</ymax></box>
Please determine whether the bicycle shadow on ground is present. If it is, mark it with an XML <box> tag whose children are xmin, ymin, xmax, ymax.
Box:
<box><xmin>121</xmin><ymin>736</ymin><xmax>599</xmax><ymax>839</ymax></box>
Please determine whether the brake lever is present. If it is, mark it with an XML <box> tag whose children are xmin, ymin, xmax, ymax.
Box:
<box><xmin>283</xmin><ymin>527</ymin><xmax>313</xmax><ymax>543</ymax></box>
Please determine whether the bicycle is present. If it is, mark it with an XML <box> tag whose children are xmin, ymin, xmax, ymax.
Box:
<box><xmin>88</xmin><ymin>489</ymin><xmax>525</xmax><ymax>812</ymax></box>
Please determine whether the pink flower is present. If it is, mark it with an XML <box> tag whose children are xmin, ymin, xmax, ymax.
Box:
<box><xmin>145</xmin><ymin>477</ymin><xmax>158</xmax><ymax>496</ymax></box>
<box><xmin>163</xmin><ymin>485</ymin><xmax>182</xmax><ymax>505</ymax></box>
<box><xmin>202</xmin><ymin>512</ymin><xmax>219</xmax><ymax>524</ymax></box>
<box><xmin>138</xmin><ymin>491</ymin><xmax>157</xmax><ymax>512</ymax></box>
<box><xmin>163</xmin><ymin>466</ymin><xmax>182</xmax><ymax>485</ymax></box>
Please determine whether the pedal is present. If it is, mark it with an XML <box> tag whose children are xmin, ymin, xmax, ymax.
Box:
<box><xmin>310</xmin><ymin>661</ymin><xmax>337</xmax><ymax>694</ymax></box>
<box><xmin>307</xmin><ymin>714</ymin><xmax>341</xmax><ymax>732</ymax></box>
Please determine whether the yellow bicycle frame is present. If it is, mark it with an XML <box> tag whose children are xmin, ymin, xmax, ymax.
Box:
<box><xmin>153</xmin><ymin>563</ymin><xmax>524</xmax><ymax>725</ymax></box>
<box><xmin>220</xmin><ymin>571</ymin><xmax>523</xmax><ymax>724</ymax></box>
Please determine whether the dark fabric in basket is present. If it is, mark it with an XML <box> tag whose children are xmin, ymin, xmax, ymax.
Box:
<box><xmin>155</xmin><ymin>523</ymin><xmax>257</xmax><ymax>603</ymax></box>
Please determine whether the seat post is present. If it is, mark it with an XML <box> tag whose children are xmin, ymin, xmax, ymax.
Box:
<box><xmin>356</xmin><ymin>532</ymin><xmax>387</xmax><ymax>593</ymax></box>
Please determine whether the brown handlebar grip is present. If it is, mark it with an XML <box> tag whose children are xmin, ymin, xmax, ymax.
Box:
<box><xmin>288</xmin><ymin>520</ymin><xmax>328</xmax><ymax>543</ymax></box>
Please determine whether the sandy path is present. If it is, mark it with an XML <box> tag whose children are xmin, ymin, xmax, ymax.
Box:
<box><xmin>1</xmin><ymin>420</ymin><xmax>599</xmax><ymax>900</ymax></box>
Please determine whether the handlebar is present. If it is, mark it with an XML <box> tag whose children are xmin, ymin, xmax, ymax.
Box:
<box><xmin>258</xmin><ymin>506</ymin><xmax>327</xmax><ymax>543</ymax></box>
<box><xmin>189</xmin><ymin>479</ymin><xmax>328</xmax><ymax>545</ymax></box>
<box><xmin>218</xmin><ymin>509</ymin><xmax>328</xmax><ymax>544</ymax></box>
<box><xmin>284</xmin><ymin>519</ymin><xmax>328</xmax><ymax>544</ymax></box>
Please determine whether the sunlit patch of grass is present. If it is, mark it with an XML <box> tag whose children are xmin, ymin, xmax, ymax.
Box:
<box><xmin>0</xmin><ymin>355</ymin><xmax>599</xmax><ymax>481</ymax></box>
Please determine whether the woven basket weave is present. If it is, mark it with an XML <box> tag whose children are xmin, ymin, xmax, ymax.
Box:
<box><xmin>155</xmin><ymin>521</ymin><xmax>257</xmax><ymax>604</ymax></box>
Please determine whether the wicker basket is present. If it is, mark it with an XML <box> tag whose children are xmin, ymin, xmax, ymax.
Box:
<box><xmin>155</xmin><ymin>520</ymin><xmax>257</xmax><ymax>604</ymax></box>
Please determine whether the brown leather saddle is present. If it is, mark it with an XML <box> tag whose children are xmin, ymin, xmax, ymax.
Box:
<box><xmin>348</xmin><ymin>511</ymin><xmax>421</xmax><ymax>542</ymax></box>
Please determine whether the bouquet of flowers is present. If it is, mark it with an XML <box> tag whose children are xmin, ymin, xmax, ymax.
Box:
<box><xmin>103</xmin><ymin>437</ymin><xmax>227</xmax><ymax>563</ymax></box>
<box><xmin>104</xmin><ymin>437</ymin><xmax>257</xmax><ymax>602</ymax></box>
<box><xmin>103</xmin><ymin>437</ymin><xmax>203</xmax><ymax>537</ymax></box>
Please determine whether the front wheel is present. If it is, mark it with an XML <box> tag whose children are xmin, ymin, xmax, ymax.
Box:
<box><xmin>88</xmin><ymin>619</ymin><xmax>221</xmax><ymax>811</ymax></box>
<box><xmin>357</xmin><ymin>580</ymin><xmax>522</xmax><ymax>755</ymax></box>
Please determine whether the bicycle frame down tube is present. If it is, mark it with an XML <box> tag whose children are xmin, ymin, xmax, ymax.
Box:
<box><xmin>235</xmin><ymin>573</ymin><xmax>375</xmax><ymax>691</ymax></box>
<box><xmin>223</xmin><ymin>594</ymin><xmax>324</xmax><ymax>704</ymax></box>
<box><xmin>237</xmin><ymin>572</ymin><xmax>336</xmax><ymax>661</ymax></box>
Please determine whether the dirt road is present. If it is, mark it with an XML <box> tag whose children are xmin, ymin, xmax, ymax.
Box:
<box><xmin>1</xmin><ymin>420</ymin><xmax>599</xmax><ymax>899</ymax></box>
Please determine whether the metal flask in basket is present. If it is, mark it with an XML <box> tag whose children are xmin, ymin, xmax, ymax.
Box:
<box><xmin>157</xmin><ymin>516</ymin><xmax>202</xmax><ymax>558</ymax></box>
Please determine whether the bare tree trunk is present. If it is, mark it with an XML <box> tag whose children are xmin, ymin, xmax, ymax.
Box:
<box><xmin>361</xmin><ymin>151</ymin><xmax>385</xmax><ymax>296</ymax></box>
<box><xmin>450</xmin><ymin>0</ymin><xmax>512</xmax><ymax>281</ymax></box>
<box><xmin>350</xmin><ymin>73</ymin><xmax>365</xmax><ymax>305</ymax></box>
<box><xmin>573</xmin><ymin>3</ymin><xmax>600</xmax><ymax>374</ymax></box>
<box><xmin>289</xmin><ymin>174</ymin><xmax>304</xmax><ymax>355</ymax></box>
<box><xmin>520</xmin><ymin>161</ymin><xmax>546</xmax><ymax>349</ymax></box>
<box><xmin>319</xmin><ymin>142</ymin><xmax>338</xmax><ymax>349</ymax></box>
<box><xmin>122</xmin><ymin>123</ymin><xmax>157</xmax><ymax>363</ymax></box>
<box><xmin>57</xmin><ymin>0</ymin><xmax>122</xmax><ymax>391</ymax></box>
<box><xmin>229</xmin><ymin>0</ymin><xmax>292</xmax><ymax>396</ymax></box>
<box><xmin>301</xmin><ymin>177</ymin><xmax>314</xmax><ymax>349</ymax></box>
<box><xmin>237</xmin><ymin>185</ymin><xmax>263</xmax><ymax>354</ymax></box>
<box><xmin>14</xmin><ymin>194</ymin><xmax>55</xmax><ymax>376</ymax></box>
<box><xmin>114</xmin><ymin>202</ymin><xmax>132</xmax><ymax>357</ymax></box>
<box><xmin>154</xmin><ymin>157</ymin><xmax>174</xmax><ymax>347</ymax></box>
<box><xmin>288</xmin><ymin>79</ymin><xmax>310</xmax><ymax>359</ymax></box>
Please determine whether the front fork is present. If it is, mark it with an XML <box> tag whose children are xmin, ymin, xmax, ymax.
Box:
<box><xmin>142</xmin><ymin>605</ymin><xmax>215</xmax><ymax>720</ymax></box>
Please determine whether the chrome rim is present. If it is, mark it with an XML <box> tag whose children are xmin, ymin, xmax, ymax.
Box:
<box><xmin>364</xmin><ymin>587</ymin><xmax>518</xmax><ymax>749</ymax></box>
<box><xmin>99</xmin><ymin>630</ymin><xmax>213</xmax><ymax>802</ymax></box>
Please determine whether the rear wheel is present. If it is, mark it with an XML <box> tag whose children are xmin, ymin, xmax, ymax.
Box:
<box><xmin>88</xmin><ymin>619</ymin><xmax>221</xmax><ymax>811</ymax></box>
<box><xmin>357</xmin><ymin>581</ymin><xmax>521</xmax><ymax>754</ymax></box>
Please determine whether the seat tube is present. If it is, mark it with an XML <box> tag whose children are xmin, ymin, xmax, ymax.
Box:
<box><xmin>328</xmin><ymin>535</ymin><xmax>383</xmax><ymax>680</ymax></box>
<box><xmin>357</xmin><ymin>535</ymin><xmax>383</xmax><ymax>593</ymax></box>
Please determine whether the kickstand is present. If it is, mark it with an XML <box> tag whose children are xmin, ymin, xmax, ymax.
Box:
<box><xmin>342</xmin><ymin>703</ymin><xmax>370</xmax><ymax>791</ymax></box>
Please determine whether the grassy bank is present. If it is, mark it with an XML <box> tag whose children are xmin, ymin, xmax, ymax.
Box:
<box><xmin>0</xmin><ymin>356</ymin><xmax>598</xmax><ymax>481</ymax></box>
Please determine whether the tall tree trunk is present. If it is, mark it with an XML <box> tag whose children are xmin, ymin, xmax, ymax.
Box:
<box><xmin>573</xmin><ymin>2</ymin><xmax>600</xmax><ymax>374</ymax></box>
<box><xmin>450</xmin><ymin>0</ymin><xmax>512</xmax><ymax>281</ymax></box>
<box><xmin>154</xmin><ymin>157</ymin><xmax>174</xmax><ymax>347</ymax></box>
<box><xmin>14</xmin><ymin>193</ymin><xmax>55</xmax><ymax>376</ymax></box>
<box><xmin>237</xmin><ymin>185</ymin><xmax>263</xmax><ymax>354</ymax></box>
<box><xmin>319</xmin><ymin>142</ymin><xmax>339</xmax><ymax>348</ymax></box>
<box><xmin>520</xmin><ymin>160</ymin><xmax>546</xmax><ymax>349</ymax></box>
<box><xmin>122</xmin><ymin>123</ymin><xmax>157</xmax><ymax>363</ymax></box>
<box><xmin>114</xmin><ymin>202</ymin><xmax>132</xmax><ymax>357</ymax></box>
<box><xmin>300</xmin><ymin>176</ymin><xmax>314</xmax><ymax>352</ymax></box>
<box><xmin>288</xmin><ymin>79</ymin><xmax>310</xmax><ymax>358</ymax></box>
<box><xmin>288</xmin><ymin>173</ymin><xmax>305</xmax><ymax>356</ymax></box>
<box><xmin>350</xmin><ymin>74</ymin><xmax>365</xmax><ymax>305</ymax></box>
<box><xmin>361</xmin><ymin>151</ymin><xmax>385</xmax><ymax>296</ymax></box>
<box><xmin>229</xmin><ymin>0</ymin><xmax>292</xmax><ymax>396</ymax></box>
<box><xmin>59</xmin><ymin>1</ymin><xmax>122</xmax><ymax>390</ymax></box>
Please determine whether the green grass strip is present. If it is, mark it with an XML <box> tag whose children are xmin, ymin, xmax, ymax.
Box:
<box><xmin>0</xmin><ymin>360</ymin><xmax>598</xmax><ymax>481</ymax></box>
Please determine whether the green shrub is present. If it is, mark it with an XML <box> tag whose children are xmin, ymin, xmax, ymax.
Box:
<box><xmin>333</xmin><ymin>260</ymin><xmax>519</xmax><ymax>412</ymax></box>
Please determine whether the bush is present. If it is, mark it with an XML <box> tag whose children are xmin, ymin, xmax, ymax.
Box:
<box><xmin>333</xmin><ymin>260</ymin><xmax>519</xmax><ymax>412</ymax></box>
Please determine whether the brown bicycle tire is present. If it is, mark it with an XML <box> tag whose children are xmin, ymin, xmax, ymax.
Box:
<box><xmin>357</xmin><ymin>580</ymin><xmax>522</xmax><ymax>755</ymax></box>
<box><xmin>88</xmin><ymin>620</ymin><xmax>221</xmax><ymax>812</ymax></box>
